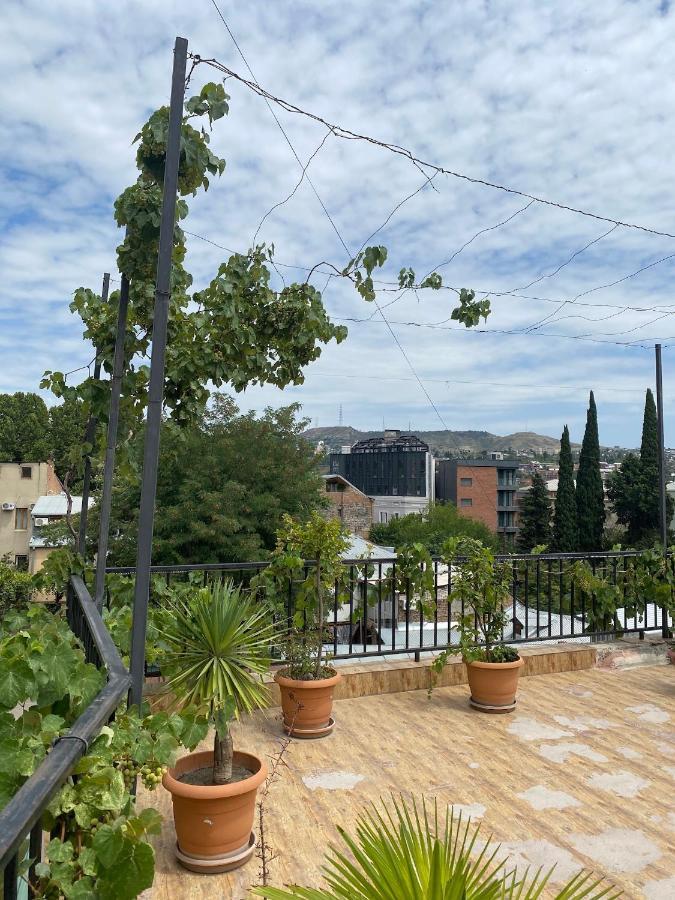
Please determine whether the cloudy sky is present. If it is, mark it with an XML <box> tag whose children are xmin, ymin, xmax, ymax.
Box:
<box><xmin>3</xmin><ymin>0</ymin><xmax>675</xmax><ymax>447</ymax></box>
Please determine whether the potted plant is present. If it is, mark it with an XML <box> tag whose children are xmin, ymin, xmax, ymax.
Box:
<box><xmin>158</xmin><ymin>579</ymin><xmax>274</xmax><ymax>873</ymax></box>
<box><xmin>433</xmin><ymin>537</ymin><xmax>523</xmax><ymax>713</ymax></box>
<box><xmin>252</xmin><ymin>794</ymin><xmax>620</xmax><ymax>898</ymax></box>
<box><xmin>254</xmin><ymin>513</ymin><xmax>350</xmax><ymax>738</ymax></box>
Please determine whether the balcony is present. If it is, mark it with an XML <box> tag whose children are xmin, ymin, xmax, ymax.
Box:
<box><xmin>139</xmin><ymin>659</ymin><xmax>674</xmax><ymax>897</ymax></box>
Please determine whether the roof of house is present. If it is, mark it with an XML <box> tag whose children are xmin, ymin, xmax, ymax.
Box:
<box><xmin>342</xmin><ymin>533</ymin><xmax>397</xmax><ymax>561</ymax></box>
<box><xmin>31</xmin><ymin>494</ymin><xmax>90</xmax><ymax>517</ymax></box>
<box><xmin>322</xmin><ymin>473</ymin><xmax>371</xmax><ymax>497</ymax></box>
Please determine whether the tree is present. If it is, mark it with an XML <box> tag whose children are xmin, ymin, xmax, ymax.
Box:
<box><xmin>88</xmin><ymin>397</ymin><xmax>326</xmax><ymax>565</ymax></box>
<box><xmin>48</xmin><ymin>396</ymin><xmax>88</xmax><ymax>487</ymax></box>
<box><xmin>0</xmin><ymin>392</ymin><xmax>51</xmax><ymax>463</ymax></box>
<box><xmin>551</xmin><ymin>425</ymin><xmax>578</xmax><ymax>552</ymax></box>
<box><xmin>608</xmin><ymin>389</ymin><xmax>671</xmax><ymax>546</ymax></box>
<box><xmin>576</xmin><ymin>391</ymin><xmax>605</xmax><ymax>551</ymax></box>
<box><xmin>517</xmin><ymin>473</ymin><xmax>551</xmax><ymax>551</ymax></box>
<box><xmin>369</xmin><ymin>502</ymin><xmax>499</xmax><ymax>553</ymax></box>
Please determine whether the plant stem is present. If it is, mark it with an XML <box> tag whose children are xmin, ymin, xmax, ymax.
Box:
<box><xmin>314</xmin><ymin>557</ymin><xmax>323</xmax><ymax>679</ymax></box>
<box><xmin>213</xmin><ymin>729</ymin><xmax>233</xmax><ymax>785</ymax></box>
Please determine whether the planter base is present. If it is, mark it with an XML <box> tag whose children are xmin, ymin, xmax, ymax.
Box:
<box><xmin>284</xmin><ymin>715</ymin><xmax>335</xmax><ymax>739</ymax></box>
<box><xmin>469</xmin><ymin>696</ymin><xmax>517</xmax><ymax>714</ymax></box>
<box><xmin>175</xmin><ymin>832</ymin><xmax>256</xmax><ymax>874</ymax></box>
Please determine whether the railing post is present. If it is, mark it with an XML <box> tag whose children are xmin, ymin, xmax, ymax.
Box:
<box><xmin>655</xmin><ymin>344</ymin><xmax>672</xmax><ymax>638</ymax></box>
<box><xmin>77</xmin><ymin>272</ymin><xmax>109</xmax><ymax>556</ymax></box>
<box><xmin>94</xmin><ymin>275</ymin><xmax>130</xmax><ymax>611</ymax></box>
<box><xmin>129</xmin><ymin>37</ymin><xmax>188</xmax><ymax>709</ymax></box>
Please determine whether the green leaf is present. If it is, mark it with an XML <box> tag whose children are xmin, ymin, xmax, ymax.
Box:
<box><xmin>98</xmin><ymin>839</ymin><xmax>155</xmax><ymax>900</ymax></box>
<box><xmin>92</xmin><ymin>824</ymin><xmax>125</xmax><ymax>868</ymax></box>
<box><xmin>0</xmin><ymin>658</ymin><xmax>35</xmax><ymax>708</ymax></box>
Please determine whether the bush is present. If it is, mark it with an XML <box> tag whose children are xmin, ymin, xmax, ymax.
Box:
<box><xmin>0</xmin><ymin>560</ymin><xmax>34</xmax><ymax>616</ymax></box>
<box><xmin>369</xmin><ymin>502</ymin><xmax>499</xmax><ymax>554</ymax></box>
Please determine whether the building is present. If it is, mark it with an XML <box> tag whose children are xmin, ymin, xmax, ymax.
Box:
<box><xmin>0</xmin><ymin>462</ymin><xmax>62</xmax><ymax>569</ymax></box>
<box><xmin>329</xmin><ymin>430</ymin><xmax>434</xmax><ymax>525</ymax></box>
<box><xmin>435</xmin><ymin>457</ymin><xmax>520</xmax><ymax>544</ymax></box>
<box><xmin>321</xmin><ymin>474</ymin><xmax>374</xmax><ymax>537</ymax></box>
<box><xmin>29</xmin><ymin>494</ymin><xmax>89</xmax><ymax>573</ymax></box>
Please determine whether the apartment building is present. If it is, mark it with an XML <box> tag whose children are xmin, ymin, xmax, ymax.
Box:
<box><xmin>0</xmin><ymin>462</ymin><xmax>62</xmax><ymax>568</ymax></box>
<box><xmin>329</xmin><ymin>430</ymin><xmax>434</xmax><ymax>525</ymax></box>
<box><xmin>435</xmin><ymin>456</ymin><xmax>520</xmax><ymax>544</ymax></box>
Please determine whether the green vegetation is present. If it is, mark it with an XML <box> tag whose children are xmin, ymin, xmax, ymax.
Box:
<box><xmin>551</xmin><ymin>425</ymin><xmax>578</xmax><ymax>552</ymax></box>
<box><xmin>158</xmin><ymin>580</ymin><xmax>272</xmax><ymax>785</ymax></box>
<box><xmin>609</xmin><ymin>389</ymin><xmax>672</xmax><ymax>547</ymax></box>
<box><xmin>0</xmin><ymin>559</ymin><xmax>34</xmax><ymax>616</ymax></box>
<box><xmin>369</xmin><ymin>502</ymin><xmax>499</xmax><ymax>553</ymax></box>
<box><xmin>576</xmin><ymin>392</ymin><xmax>604</xmax><ymax>552</ymax></box>
<box><xmin>517</xmin><ymin>472</ymin><xmax>551</xmax><ymax>552</ymax></box>
<box><xmin>254</xmin><ymin>795</ymin><xmax>620</xmax><ymax>899</ymax></box>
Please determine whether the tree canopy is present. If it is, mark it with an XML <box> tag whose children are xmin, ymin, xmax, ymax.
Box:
<box><xmin>576</xmin><ymin>391</ymin><xmax>604</xmax><ymax>551</ymax></box>
<box><xmin>0</xmin><ymin>392</ymin><xmax>51</xmax><ymax>463</ymax></box>
<box><xmin>551</xmin><ymin>425</ymin><xmax>578</xmax><ymax>552</ymax></box>
<box><xmin>517</xmin><ymin>472</ymin><xmax>551</xmax><ymax>552</ymax></box>
<box><xmin>369</xmin><ymin>502</ymin><xmax>499</xmax><ymax>554</ymax></box>
<box><xmin>86</xmin><ymin>396</ymin><xmax>326</xmax><ymax>565</ymax></box>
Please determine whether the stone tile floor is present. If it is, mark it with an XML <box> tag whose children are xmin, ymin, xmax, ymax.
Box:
<box><xmin>139</xmin><ymin>663</ymin><xmax>674</xmax><ymax>898</ymax></box>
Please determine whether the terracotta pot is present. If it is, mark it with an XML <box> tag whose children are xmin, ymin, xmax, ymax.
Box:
<box><xmin>275</xmin><ymin>670</ymin><xmax>341</xmax><ymax>737</ymax></box>
<box><xmin>162</xmin><ymin>749</ymin><xmax>267</xmax><ymax>872</ymax></box>
<box><xmin>465</xmin><ymin>657</ymin><xmax>524</xmax><ymax>713</ymax></box>
<box><xmin>667</xmin><ymin>647</ymin><xmax>675</xmax><ymax>665</ymax></box>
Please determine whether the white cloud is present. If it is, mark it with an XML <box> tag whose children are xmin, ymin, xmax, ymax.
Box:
<box><xmin>2</xmin><ymin>0</ymin><xmax>675</xmax><ymax>445</ymax></box>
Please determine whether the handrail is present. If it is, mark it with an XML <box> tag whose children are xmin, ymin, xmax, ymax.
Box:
<box><xmin>0</xmin><ymin>576</ymin><xmax>130</xmax><ymax>876</ymax></box>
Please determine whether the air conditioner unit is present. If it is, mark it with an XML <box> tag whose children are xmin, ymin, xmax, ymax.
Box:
<box><xmin>34</xmin><ymin>518</ymin><xmax>49</xmax><ymax>527</ymax></box>
<box><xmin>1</xmin><ymin>502</ymin><xmax>15</xmax><ymax>512</ymax></box>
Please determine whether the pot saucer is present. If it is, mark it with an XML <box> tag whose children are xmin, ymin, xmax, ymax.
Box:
<box><xmin>175</xmin><ymin>831</ymin><xmax>255</xmax><ymax>873</ymax></box>
<box><xmin>469</xmin><ymin>697</ymin><xmax>517</xmax><ymax>714</ymax></box>
<box><xmin>284</xmin><ymin>715</ymin><xmax>336</xmax><ymax>738</ymax></box>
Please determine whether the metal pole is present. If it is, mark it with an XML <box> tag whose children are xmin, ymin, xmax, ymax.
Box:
<box><xmin>655</xmin><ymin>343</ymin><xmax>671</xmax><ymax>638</ymax></box>
<box><xmin>77</xmin><ymin>272</ymin><xmax>109</xmax><ymax>556</ymax></box>
<box><xmin>94</xmin><ymin>275</ymin><xmax>130</xmax><ymax>611</ymax></box>
<box><xmin>128</xmin><ymin>37</ymin><xmax>188</xmax><ymax>708</ymax></box>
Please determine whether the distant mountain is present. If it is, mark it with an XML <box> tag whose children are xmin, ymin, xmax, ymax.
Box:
<box><xmin>303</xmin><ymin>426</ymin><xmax>576</xmax><ymax>456</ymax></box>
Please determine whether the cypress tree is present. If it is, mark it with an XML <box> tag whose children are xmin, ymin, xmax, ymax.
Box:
<box><xmin>638</xmin><ymin>388</ymin><xmax>660</xmax><ymax>536</ymax></box>
<box><xmin>517</xmin><ymin>472</ymin><xmax>551</xmax><ymax>551</ymax></box>
<box><xmin>576</xmin><ymin>391</ymin><xmax>605</xmax><ymax>550</ymax></box>
<box><xmin>552</xmin><ymin>425</ymin><xmax>578</xmax><ymax>552</ymax></box>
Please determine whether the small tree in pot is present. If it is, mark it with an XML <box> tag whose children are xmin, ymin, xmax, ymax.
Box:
<box><xmin>254</xmin><ymin>512</ymin><xmax>350</xmax><ymax>737</ymax></box>
<box><xmin>432</xmin><ymin>537</ymin><xmax>523</xmax><ymax>712</ymax></box>
<box><xmin>158</xmin><ymin>579</ymin><xmax>274</xmax><ymax>873</ymax></box>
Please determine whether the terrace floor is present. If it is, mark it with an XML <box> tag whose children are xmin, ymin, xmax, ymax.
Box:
<box><xmin>139</xmin><ymin>663</ymin><xmax>675</xmax><ymax>899</ymax></box>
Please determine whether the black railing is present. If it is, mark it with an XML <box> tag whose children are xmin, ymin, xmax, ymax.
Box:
<box><xmin>0</xmin><ymin>576</ymin><xmax>129</xmax><ymax>900</ymax></box>
<box><xmin>107</xmin><ymin>550</ymin><xmax>672</xmax><ymax>664</ymax></box>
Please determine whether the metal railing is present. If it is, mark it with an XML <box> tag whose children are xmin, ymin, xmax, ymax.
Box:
<box><xmin>0</xmin><ymin>576</ymin><xmax>130</xmax><ymax>900</ymax></box>
<box><xmin>107</xmin><ymin>549</ymin><xmax>672</xmax><ymax>664</ymax></box>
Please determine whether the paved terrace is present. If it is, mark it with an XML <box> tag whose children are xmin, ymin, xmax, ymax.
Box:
<box><xmin>140</xmin><ymin>664</ymin><xmax>675</xmax><ymax>899</ymax></box>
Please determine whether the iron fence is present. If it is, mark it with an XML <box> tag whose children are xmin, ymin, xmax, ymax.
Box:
<box><xmin>106</xmin><ymin>549</ymin><xmax>672</xmax><ymax>665</ymax></box>
<box><xmin>0</xmin><ymin>576</ymin><xmax>129</xmax><ymax>900</ymax></box>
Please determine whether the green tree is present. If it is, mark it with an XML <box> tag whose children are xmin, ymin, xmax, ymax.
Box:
<box><xmin>551</xmin><ymin>425</ymin><xmax>578</xmax><ymax>552</ymax></box>
<box><xmin>88</xmin><ymin>397</ymin><xmax>325</xmax><ymax>565</ymax></box>
<box><xmin>0</xmin><ymin>392</ymin><xmax>51</xmax><ymax>462</ymax></box>
<box><xmin>48</xmin><ymin>395</ymin><xmax>88</xmax><ymax>486</ymax></box>
<box><xmin>608</xmin><ymin>388</ymin><xmax>671</xmax><ymax>546</ymax></box>
<box><xmin>517</xmin><ymin>472</ymin><xmax>551</xmax><ymax>551</ymax></box>
<box><xmin>369</xmin><ymin>502</ymin><xmax>499</xmax><ymax>553</ymax></box>
<box><xmin>576</xmin><ymin>391</ymin><xmax>604</xmax><ymax>551</ymax></box>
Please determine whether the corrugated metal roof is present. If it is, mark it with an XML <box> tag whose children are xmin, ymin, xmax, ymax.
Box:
<box><xmin>31</xmin><ymin>494</ymin><xmax>90</xmax><ymax>517</ymax></box>
<box><xmin>342</xmin><ymin>534</ymin><xmax>397</xmax><ymax>560</ymax></box>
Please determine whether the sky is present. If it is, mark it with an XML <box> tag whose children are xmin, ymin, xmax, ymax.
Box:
<box><xmin>3</xmin><ymin>1</ymin><xmax>675</xmax><ymax>448</ymax></box>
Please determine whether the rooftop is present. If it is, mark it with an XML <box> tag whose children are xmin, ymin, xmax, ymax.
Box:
<box><xmin>31</xmin><ymin>494</ymin><xmax>89</xmax><ymax>516</ymax></box>
<box><xmin>140</xmin><ymin>662</ymin><xmax>675</xmax><ymax>898</ymax></box>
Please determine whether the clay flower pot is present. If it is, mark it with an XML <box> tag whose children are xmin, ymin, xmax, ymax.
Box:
<box><xmin>667</xmin><ymin>646</ymin><xmax>675</xmax><ymax>665</ymax></box>
<box><xmin>162</xmin><ymin>749</ymin><xmax>267</xmax><ymax>873</ymax></box>
<box><xmin>275</xmin><ymin>670</ymin><xmax>341</xmax><ymax>737</ymax></box>
<box><xmin>466</xmin><ymin>657</ymin><xmax>524</xmax><ymax>713</ymax></box>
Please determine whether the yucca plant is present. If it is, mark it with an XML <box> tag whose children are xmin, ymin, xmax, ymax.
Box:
<box><xmin>157</xmin><ymin>579</ymin><xmax>273</xmax><ymax>785</ymax></box>
<box><xmin>252</xmin><ymin>795</ymin><xmax>620</xmax><ymax>899</ymax></box>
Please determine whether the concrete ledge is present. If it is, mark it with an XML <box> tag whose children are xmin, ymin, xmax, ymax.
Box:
<box><xmin>594</xmin><ymin>636</ymin><xmax>672</xmax><ymax>670</ymax></box>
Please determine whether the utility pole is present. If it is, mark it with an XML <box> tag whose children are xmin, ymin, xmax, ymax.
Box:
<box><xmin>129</xmin><ymin>37</ymin><xmax>188</xmax><ymax>708</ymax></box>
<box><xmin>655</xmin><ymin>343</ymin><xmax>671</xmax><ymax>638</ymax></box>
<box><xmin>94</xmin><ymin>275</ymin><xmax>130</xmax><ymax>611</ymax></box>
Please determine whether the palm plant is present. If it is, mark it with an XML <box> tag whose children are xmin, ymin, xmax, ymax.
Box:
<box><xmin>253</xmin><ymin>795</ymin><xmax>620</xmax><ymax>899</ymax></box>
<box><xmin>157</xmin><ymin>579</ymin><xmax>273</xmax><ymax>785</ymax></box>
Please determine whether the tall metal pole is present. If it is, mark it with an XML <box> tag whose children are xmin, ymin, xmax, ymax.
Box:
<box><xmin>77</xmin><ymin>272</ymin><xmax>109</xmax><ymax>556</ymax></box>
<box><xmin>655</xmin><ymin>343</ymin><xmax>671</xmax><ymax>638</ymax></box>
<box><xmin>129</xmin><ymin>37</ymin><xmax>188</xmax><ymax>708</ymax></box>
<box><xmin>94</xmin><ymin>274</ymin><xmax>130</xmax><ymax>611</ymax></box>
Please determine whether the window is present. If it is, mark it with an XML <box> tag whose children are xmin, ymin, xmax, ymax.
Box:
<box><xmin>498</xmin><ymin>511</ymin><xmax>515</xmax><ymax>528</ymax></box>
<box><xmin>14</xmin><ymin>555</ymin><xmax>28</xmax><ymax>571</ymax></box>
<box><xmin>21</xmin><ymin>466</ymin><xmax>32</xmax><ymax>479</ymax></box>
<box><xmin>460</xmin><ymin>498</ymin><xmax>473</xmax><ymax>507</ymax></box>
<box><xmin>15</xmin><ymin>508</ymin><xmax>28</xmax><ymax>530</ymax></box>
<box><xmin>326</xmin><ymin>482</ymin><xmax>344</xmax><ymax>492</ymax></box>
<box><xmin>460</xmin><ymin>477</ymin><xmax>473</xmax><ymax>487</ymax></box>
<box><xmin>379</xmin><ymin>511</ymin><xmax>389</xmax><ymax>523</ymax></box>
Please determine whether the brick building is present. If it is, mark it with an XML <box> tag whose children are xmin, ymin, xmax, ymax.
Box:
<box><xmin>435</xmin><ymin>457</ymin><xmax>520</xmax><ymax>545</ymax></box>
<box><xmin>321</xmin><ymin>474</ymin><xmax>374</xmax><ymax>537</ymax></box>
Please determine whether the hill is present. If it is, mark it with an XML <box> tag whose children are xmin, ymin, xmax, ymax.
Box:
<box><xmin>302</xmin><ymin>426</ymin><xmax>572</xmax><ymax>456</ymax></box>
